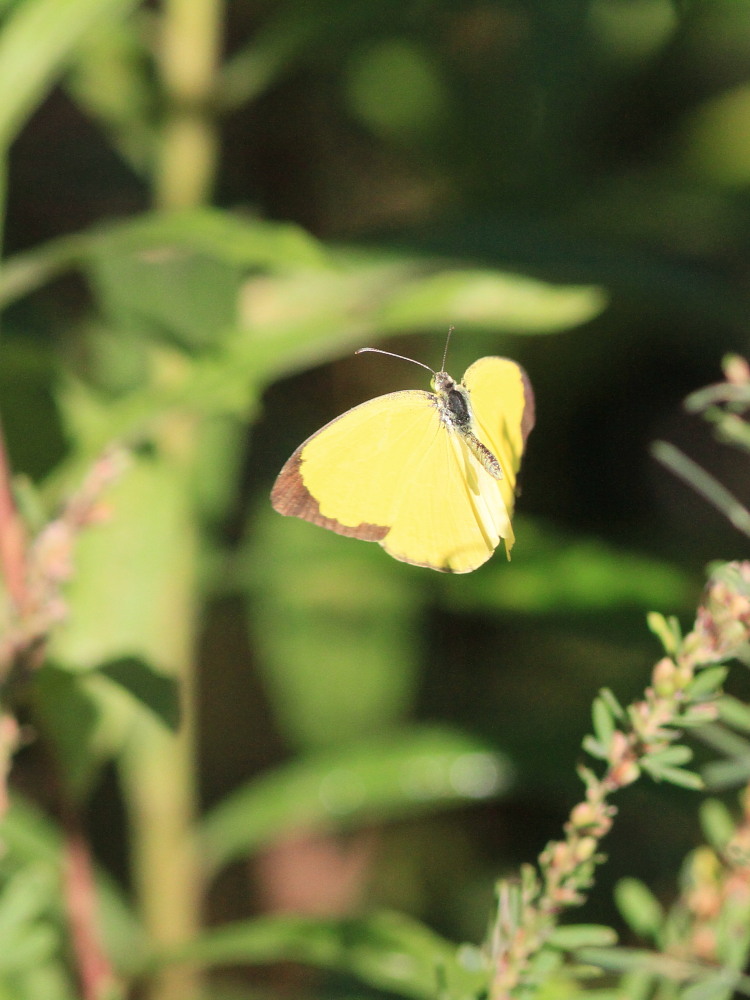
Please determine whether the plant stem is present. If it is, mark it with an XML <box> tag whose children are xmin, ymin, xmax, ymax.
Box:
<box><xmin>62</xmin><ymin>808</ymin><xmax>119</xmax><ymax>1000</ymax></box>
<box><xmin>121</xmin><ymin>3</ymin><xmax>224</xmax><ymax>994</ymax></box>
<box><xmin>102</xmin><ymin>3</ymin><xmax>225</xmax><ymax>993</ymax></box>
<box><xmin>0</xmin><ymin>154</ymin><xmax>27</xmax><ymax>616</ymax></box>
<box><xmin>154</xmin><ymin>0</ymin><xmax>223</xmax><ymax>209</ymax></box>
<box><xmin>119</xmin><ymin>417</ymin><xmax>203</xmax><ymax>1000</ymax></box>
<box><xmin>0</xmin><ymin>416</ymin><xmax>28</xmax><ymax>614</ymax></box>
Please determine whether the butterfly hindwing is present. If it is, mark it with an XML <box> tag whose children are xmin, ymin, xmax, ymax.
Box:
<box><xmin>374</xmin><ymin>415</ymin><xmax>511</xmax><ymax>572</ymax></box>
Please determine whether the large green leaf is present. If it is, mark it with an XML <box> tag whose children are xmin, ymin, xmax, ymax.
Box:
<box><xmin>200</xmin><ymin>726</ymin><xmax>511</xmax><ymax>876</ymax></box>
<box><xmin>443</xmin><ymin>518</ymin><xmax>694</xmax><ymax>614</ymax></box>
<box><xmin>0</xmin><ymin>209</ymin><xmax>325</xmax><ymax>310</ymax></box>
<box><xmin>155</xmin><ymin>910</ymin><xmax>488</xmax><ymax>1000</ymax></box>
<box><xmin>0</xmin><ymin>211</ymin><xmax>604</xmax><ymax>378</ymax></box>
<box><xmin>0</xmin><ymin>0</ymin><xmax>143</xmax><ymax>150</ymax></box>
<box><xmin>245</xmin><ymin>505</ymin><xmax>424</xmax><ymax>751</ymax></box>
<box><xmin>49</xmin><ymin>450</ymin><xmax>196</xmax><ymax>673</ymax></box>
<box><xmin>238</xmin><ymin>249</ymin><xmax>606</xmax><ymax>383</ymax></box>
<box><xmin>64</xmin><ymin>17</ymin><xmax>156</xmax><ymax>176</ymax></box>
<box><xmin>32</xmin><ymin>658</ymin><xmax>179</xmax><ymax>801</ymax></box>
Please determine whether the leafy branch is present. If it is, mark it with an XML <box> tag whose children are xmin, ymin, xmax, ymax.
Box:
<box><xmin>488</xmin><ymin>355</ymin><xmax>750</xmax><ymax>999</ymax></box>
<box><xmin>487</xmin><ymin>561</ymin><xmax>750</xmax><ymax>999</ymax></box>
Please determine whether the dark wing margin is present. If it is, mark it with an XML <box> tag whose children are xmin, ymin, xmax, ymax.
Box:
<box><xmin>519</xmin><ymin>366</ymin><xmax>536</xmax><ymax>445</ymax></box>
<box><xmin>270</xmin><ymin>450</ymin><xmax>390</xmax><ymax>542</ymax></box>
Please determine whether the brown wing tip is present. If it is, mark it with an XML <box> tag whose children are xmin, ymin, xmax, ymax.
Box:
<box><xmin>271</xmin><ymin>453</ymin><xmax>389</xmax><ymax>542</ymax></box>
<box><xmin>519</xmin><ymin>367</ymin><xmax>536</xmax><ymax>445</ymax></box>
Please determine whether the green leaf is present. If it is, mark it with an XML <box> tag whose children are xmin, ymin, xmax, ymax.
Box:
<box><xmin>98</xmin><ymin>657</ymin><xmax>180</xmax><ymax>732</ymax></box>
<box><xmin>682</xmin><ymin>968</ymin><xmax>747</xmax><ymax>1000</ymax></box>
<box><xmin>32</xmin><ymin>665</ymin><xmax>101</xmax><ymax>800</ymax></box>
<box><xmin>680</xmin><ymin>708</ymin><xmax>724</xmax><ymax>728</ymax></box>
<box><xmin>576</xmin><ymin>945</ymin><xmax>681</xmax><ymax>976</ymax></box>
<box><xmin>64</xmin><ymin>18</ymin><xmax>156</xmax><ymax>177</ymax></box>
<box><xmin>618</xmin><ymin>969</ymin><xmax>658</xmax><ymax>1000</ymax></box>
<box><xmin>0</xmin><ymin>208</ymin><xmax>325</xmax><ymax>309</ymax></box>
<box><xmin>0</xmin><ymin>0</ymin><xmax>142</xmax><ymax>150</ymax></box>
<box><xmin>228</xmin><ymin>245</ymin><xmax>603</xmax><ymax>384</ymax></box>
<box><xmin>154</xmin><ymin>911</ymin><xmax>488</xmax><ymax>1000</ymax></box>
<box><xmin>702</xmin><ymin>757</ymin><xmax>750</xmax><ymax>790</ymax></box>
<box><xmin>699</xmin><ymin>722</ymin><xmax>750</xmax><ymax>761</ymax></box>
<box><xmin>218</xmin><ymin>3</ymin><xmax>326</xmax><ymax>111</ymax></box>
<box><xmin>592</xmin><ymin>697</ymin><xmax>615</xmax><ymax>748</ymax></box>
<box><xmin>33</xmin><ymin>657</ymin><xmax>179</xmax><ymax>800</ymax></box>
<box><xmin>717</xmin><ymin>695</ymin><xmax>750</xmax><ymax>733</ymax></box>
<box><xmin>0</xmin><ymin>962</ymin><xmax>78</xmax><ymax>1000</ymax></box>
<box><xmin>614</xmin><ymin>878</ymin><xmax>664</xmax><ymax>942</ymax></box>
<box><xmin>647</xmin><ymin>612</ymin><xmax>683</xmax><ymax>657</ymax></box>
<box><xmin>582</xmin><ymin>950</ymin><xmax>750</xmax><ymax>999</ymax></box>
<box><xmin>685</xmin><ymin>667</ymin><xmax>729</xmax><ymax>700</ymax></box>
<box><xmin>1</xmin><ymin>796</ymin><xmax>147</xmax><ymax>975</ymax></box>
<box><xmin>642</xmin><ymin>745</ymin><xmax>694</xmax><ymax>768</ymax></box>
<box><xmin>0</xmin><ymin>923</ymin><xmax>59</xmax><ymax>975</ymax></box>
<box><xmin>49</xmin><ymin>450</ymin><xmax>197</xmax><ymax>673</ymax></box>
<box><xmin>245</xmin><ymin>504</ymin><xmax>424</xmax><ymax>751</ymax></box>
<box><xmin>0</xmin><ymin>798</ymin><xmax>60</xmax><ymax>866</ymax></box>
<box><xmin>582</xmin><ymin>735</ymin><xmax>608</xmax><ymax>761</ymax></box>
<box><xmin>199</xmin><ymin>726</ymin><xmax>511</xmax><ymax>876</ymax></box>
<box><xmin>640</xmin><ymin>762</ymin><xmax>704</xmax><ymax>790</ymax></box>
<box><xmin>87</xmin><ymin>248</ymin><xmax>244</xmax><ymax>349</ymax></box>
<box><xmin>378</xmin><ymin>268</ymin><xmax>607</xmax><ymax>335</ymax></box>
<box><xmin>701</xmin><ymin>798</ymin><xmax>737</xmax><ymax>849</ymax></box>
<box><xmin>448</xmin><ymin>521</ymin><xmax>693</xmax><ymax>614</ymax></box>
<box><xmin>0</xmin><ymin>866</ymin><xmax>57</xmax><ymax>950</ymax></box>
<box><xmin>547</xmin><ymin>924</ymin><xmax>618</xmax><ymax>950</ymax></box>
<box><xmin>598</xmin><ymin>688</ymin><xmax>625</xmax><ymax>720</ymax></box>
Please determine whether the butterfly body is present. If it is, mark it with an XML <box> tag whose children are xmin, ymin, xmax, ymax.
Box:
<box><xmin>271</xmin><ymin>356</ymin><xmax>534</xmax><ymax>573</ymax></box>
<box><xmin>432</xmin><ymin>370</ymin><xmax>503</xmax><ymax>480</ymax></box>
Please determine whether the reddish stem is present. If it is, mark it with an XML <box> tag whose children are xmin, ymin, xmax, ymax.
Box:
<box><xmin>63</xmin><ymin>810</ymin><xmax>117</xmax><ymax>1000</ymax></box>
<box><xmin>0</xmin><ymin>416</ymin><xmax>27</xmax><ymax>610</ymax></box>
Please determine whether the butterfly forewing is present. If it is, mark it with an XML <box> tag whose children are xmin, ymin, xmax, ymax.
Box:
<box><xmin>272</xmin><ymin>390</ymin><xmax>440</xmax><ymax>538</ymax></box>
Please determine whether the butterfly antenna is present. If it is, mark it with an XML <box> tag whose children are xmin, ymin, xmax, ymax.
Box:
<box><xmin>440</xmin><ymin>326</ymin><xmax>454</xmax><ymax>372</ymax></box>
<box><xmin>355</xmin><ymin>347</ymin><xmax>435</xmax><ymax>375</ymax></box>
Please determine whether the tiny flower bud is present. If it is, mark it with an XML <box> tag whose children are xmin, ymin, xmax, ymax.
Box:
<box><xmin>652</xmin><ymin>657</ymin><xmax>678</xmax><ymax>696</ymax></box>
<box><xmin>724</xmin><ymin>354</ymin><xmax>750</xmax><ymax>385</ymax></box>
<box><xmin>610</xmin><ymin>758</ymin><xmax>641</xmax><ymax>788</ymax></box>
<box><xmin>569</xmin><ymin>801</ymin><xmax>599</xmax><ymax>831</ymax></box>
<box><xmin>573</xmin><ymin>836</ymin><xmax>597</xmax><ymax>863</ymax></box>
<box><xmin>607</xmin><ymin>730</ymin><xmax>631</xmax><ymax>766</ymax></box>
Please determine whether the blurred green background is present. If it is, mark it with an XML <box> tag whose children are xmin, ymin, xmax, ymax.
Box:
<box><xmin>3</xmin><ymin>0</ymin><xmax>750</xmax><ymax>996</ymax></box>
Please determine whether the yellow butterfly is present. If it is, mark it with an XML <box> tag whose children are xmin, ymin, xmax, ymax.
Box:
<box><xmin>271</xmin><ymin>343</ymin><xmax>535</xmax><ymax>573</ymax></box>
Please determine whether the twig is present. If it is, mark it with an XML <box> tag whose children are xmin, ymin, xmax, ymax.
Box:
<box><xmin>652</xmin><ymin>440</ymin><xmax>750</xmax><ymax>538</ymax></box>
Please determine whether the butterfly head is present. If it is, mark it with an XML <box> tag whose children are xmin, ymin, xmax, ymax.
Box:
<box><xmin>432</xmin><ymin>371</ymin><xmax>456</xmax><ymax>395</ymax></box>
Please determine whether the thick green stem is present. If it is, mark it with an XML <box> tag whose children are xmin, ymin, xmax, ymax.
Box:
<box><xmin>155</xmin><ymin>0</ymin><xmax>223</xmax><ymax>209</ymax></box>
<box><xmin>120</xmin><ymin>418</ymin><xmax>203</xmax><ymax>1000</ymax></box>
<box><xmin>121</xmin><ymin>702</ymin><xmax>200</xmax><ymax>1000</ymax></box>
<box><xmin>121</xmin><ymin>3</ymin><xmax>224</xmax><ymax>994</ymax></box>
